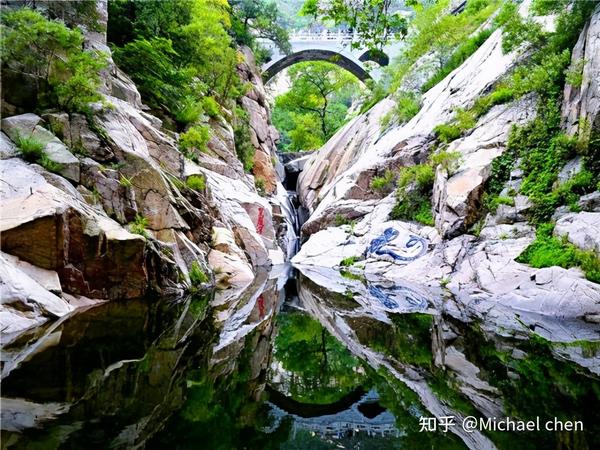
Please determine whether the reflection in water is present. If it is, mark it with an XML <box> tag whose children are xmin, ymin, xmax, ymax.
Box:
<box><xmin>1</xmin><ymin>267</ymin><xmax>599</xmax><ymax>450</ymax></box>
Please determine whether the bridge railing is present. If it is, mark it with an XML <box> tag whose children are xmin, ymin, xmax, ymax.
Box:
<box><xmin>288</xmin><ymin>30</ymin><xmax>356</xmax><ymax>42</ymax></box>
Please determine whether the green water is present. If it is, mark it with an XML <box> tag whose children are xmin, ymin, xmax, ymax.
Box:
<box><xmin>1</xmin><ymin>272</ymin><xmax>599</xmax><ymax>450</ymax></box>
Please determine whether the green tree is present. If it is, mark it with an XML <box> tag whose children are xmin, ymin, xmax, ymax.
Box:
<box><xmin>109</xmin><ymin>0</ymin><xmax>244</xmax><ymax>126</ymax></box>
<box><xmin>300</xmin><ymin>0</ymin><xmax>408</xmax><ymax>51</ymax></box>
<box><xmin>230</xmin><ymin>0</ymin><xmax>291</xmax><ymax>54</ymax></box>
<box><xmin>272</xmin><ymin>61</ymin><xmax>358</xmax><ymax>150</ymax></box>
<box><xmin>1</xmin><ymin>8</ymin><xmax>106</xmax><ymax>112</ymax></box>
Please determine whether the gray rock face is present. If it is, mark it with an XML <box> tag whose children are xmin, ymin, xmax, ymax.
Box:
<box><xmin>433</xmin><ymin>96</ymin><xmax>536</xmax><ymax>238</ymax></box>
<box><xmin>297</xmin><ymin>22</ymin><xmax>530</xmax><ymax>237</ymax></box>
<box><xmin>554</xmin><ymin>212</ymin><xmax>600</xmax><ymax>253</ymax></box>
<box><xmin>0</xmin><ymin>132</ymin><xmax>17</xmax><ymax>159</ymax></box>
<box><xmin>561</xmin><ymin>4</ymin><xmax>600</xmax><ymax>138</ymax></box>
<box><xmin>578</xmin><ymin>191</ymin><xmax>600</xmax><ymax>212</ymax></box>
<box><xmin>1</xmin><ymin>113</ymin><xmax>80</xmax><ymax>182</ymax></box>
<box><xmin>0</xmin><ymin>251</ymin><xmax>73</xmax><ymax>339</ymax></box>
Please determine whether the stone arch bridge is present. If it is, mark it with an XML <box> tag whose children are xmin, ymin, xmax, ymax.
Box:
<box><xmin>259</xmin><ymin>30</ymin><xmax>401</xmax><ymax>82</ymax></box>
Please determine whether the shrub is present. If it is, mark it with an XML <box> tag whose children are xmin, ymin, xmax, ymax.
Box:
<box><xmin>180</xmin><ymin>125</ymin><xmax>210</xmax><ymax>157</ymax></box>
<box><xmin>53</xmin><ymin>51</ymin><xmax>107</xmax><ymax>113</ymax></box>
<box><xmin>186</xmin><ymin>175</ymin><xmax>206</xmax><ymax>191</ymax></box>
<box><xmin>434</xmin><ymin>124</ymin><xmax>462</xmax><ymax>143</ymax></box>
<box><xmin>516</xmin><ymin>223</ymin><xmax>600</xmax><ymax>283</ymax></box>
<box><xmin>430</xmin><ymin>150</ymin><xmax>461</xmax><ymax>173</ymax></box>
<box><xmin>564</xmin><ymin>58</ymin><xmax>585</xmax><ymax>88</ymax></box>
<box><xmin>391</xmin><ymin>164</ymin><xmax>435</xmax><ymax>225</ymax></box>
<box><xmin>202</xmin><ymin>96</ymin><xmax>221</xmax><ymax>118</ymax></box>
<box><xmin>370</xmin><ymin>169</ymin><xmax>395</xmax><ymax>192</ymax></box>
<box><xmin>130</xmin><ymin>214</ymin><xmax>149</xmax><ymax>237</ymax></box>
<box><xmin>233</xmin><ymin>120</ymin><xmax>255</xmax><ymax>172</ymax></box>
<box><xmin>395</xmin><ymin>91</ymin><xmax>421</xmax><ymax>123</ymax></box>
<box><xmin>189</xmin><ymin>261</ymin><xmax>209</xmax><ymax>285</ymax></box>
<box><xmin>255</xmin><ymin>177</ymin><xmax>265</xmax><ymax>193</ymax></box>
<box><xmin>422</xmin><ymin>28</ymin><xmax>493</xmax><ymax>93</ymax></box>
<box><xmin>15</xmin><ymin>135</ymin><xmax>44</xmax><ymax>162</ymax></box>
<box><xmin>340</xmin><ymin>256</ymin><xmax>360</xmax><ymax>267</ymax></box>
<box><xmin>175</xmin><ymin>97</ymin><xmax>204</xmax><ymax>125</ymax></box>
<box><xmin>1</xmin><ymin>8</ymin><xmax>105</xmax><ymax>113</ymax></box>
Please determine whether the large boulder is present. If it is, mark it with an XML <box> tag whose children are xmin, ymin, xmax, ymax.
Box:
<box><xmin>0</xmin><ymin>159</ymin><xmax>148</xmax><ymax>300</ymax></box>
<box><xmin>433</xmin><ymin>96</ymin><xmax>536</xmax><ymax>237</ymax></box>
<box><xmin>1</xmin><ymin>113</ymin><xmax>80</xmax><ymax>182</ymax></box>
<box><xmin>554</xmin><ymin>212</ymin><xmax>600</xmax><ymax>253</ymax></box>
<box><xmin>0</xmin><ymin>252</ymin><xmax>73</xmax><ymax>338</ymax></box>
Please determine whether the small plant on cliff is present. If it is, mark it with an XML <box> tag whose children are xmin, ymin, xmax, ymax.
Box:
<box><xmin>255</xmin><ymin>177</ymin><xmax>266</xmax><ymax>194</ymax></box>
<box><xmin>39</xmin><ymin>153</ymin><xmax>63</xmax><ymax>173</ymax></box>
<box><xmin>119</xmin><ymin>174</ymin><xmax>133</xmax><ymax>188</ymax></box>
<box><xmin>130</xmin><ymin>214</ymin><xmax>149</xmax><ymax>238</ymax></box>
<box><xmin>371</xmin><ymin>169</ymin><xmax>395</xmax><ymax>193</ymax></box>
<box><xmin>179</xmin><ymin>125</ymin><xmax>210</xmax><ymax>159</ymax></box>
<box><xmin>186</xmin><ymin>175</ymin><xmax>206</xmax><ymax>191</ymax></box>
<box><xmin>390</xmin><ymin>164</ymin><xmax>435</xmax><ymax>226</ymax></box>
<box><xmin>340</xmin><ymin>256</ymin><xmax>360</xmax><ymax>267</ymax></box>
<box><xmin>233</xmin><ymin>117</ymin><xmax>255</xmax><ymax>172</ymax></box>
<box><xmin>516</xmin><ymin>223</ymin><xmax>600</xmax><ymax>283</ymax></box>
<box><xmin>202</xmin><ymin>96</ymin><xmax>221</xmax><ymax>118</ymax></box>
<box><xmin>189</xmin><ymin>261</ymin><xmax>209</xmax><ymax>285</ymax></box>
<box><xmin>15</xmin><ymin>135</ymin><xmax>45</xmax><ymax>162</ymax></box>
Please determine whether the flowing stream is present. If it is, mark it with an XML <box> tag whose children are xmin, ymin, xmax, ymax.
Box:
<box><xmin>1</xmin><ymin>166</ymin><xmax>599</xmax><ymax>450</ymax></box>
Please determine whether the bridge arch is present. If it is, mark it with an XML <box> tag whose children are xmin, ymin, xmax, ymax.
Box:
<box><xmin>262</xmin><ymin>49</ymin><xmax>371</xmax><ymax>82</ymax></box>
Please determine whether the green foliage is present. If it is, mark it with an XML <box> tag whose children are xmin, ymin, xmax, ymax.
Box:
<box><xmin>109</xmin><ymin>0</ymin><xmax>245</xmax><ymax>124</ymax></box>
<box><xmin>358</xmin><ymin>79</ymin><xmax>387</xmax><ymax>114</ymax></box>
<box><xmin>334</xmin><ymin>213</ymin><xmax>355</xmax><ymax>227</ymax></box>
<box><xmin>119</xmin><ymin>174</ymin><xmax>133</xmax><ymax>187</ymax></box>
<box><xmin>189</xmin><ymin>261</ymin><xmax>209</xmax><ymax>285</ymax></box>
<box><xmin>494</xmin><ymin>1</ymin><xmax>544</xmax><ymax>53</ymax></box>
<box><xmin>130</xmin><ymin>214</ymin><xmax>149</xmax><ymax>237</ymax></box>
<box><xmin>388</xmin><ymin>0</ymin><xmax>500</xmax><ymax>92</ymax></box>
<box><xmin>1</xmin><ymin>8</ymin><xmax>106</xmax><ymax>113</ymax></box>
<box><xmin>301</xmin><ymin>0</ymin><xmax>407</xmax><ymax>51</ymax></box>
<box><xmin>15</xmin><ymin>135</ymin><xmax>45</xmax><ymax>162</ymax></box>
<box><xmin>229</xmin><ymin>0</ymin><xmax>290</xmax><ymax>54</ymax></box>
<box><xmin>201</xmin><ymin>96</ymin><xmax>220</xmax><ymax>118</ymax></box>
<box><xmin>254</xmin><ymin>177</ymin><xmax>265</xmax><ymax>194</ymax></box>
<box><xmin>391</xmin><ymin>151</ymin><xmax>460</xmax><ymax>225</ymax></box>
<box><xmin>113</xmin><ymin>37</ymin><xmax>198</xmax><ymax>122</ymax></box>
<box><xmin>15</xmin><ymin>134</ymin><xmax>63</xmax><ymax>173</ymax></box>
<box><xmin>516</xmin><ymin>223</ymin><xmax>600</xmax><ymax>283</ymax></box>
<box><xmin>179</xmin><ymin>125</ymin><xmax>210</xmax><ymax>159</ymax></box>
<box><xmin>565</xmin><ymin>58</ymin><xmax>585</xmax><ymax>88</ymax></box>
<box><xmin>433</xmin><ymin>123</ymin><xmax>462</xmax><ymax>143</ymax></box>
<box><xmin>186</xmin><ymin>174</ymin><xmax>206</xmax><ymax>191</ymax></box>
<box><xmin>339</xmin><ymin>256</ymin><xmax>360</xmax><ymax>267</ymax></box>
<box><xmin>429</xmin><ymin>150</ymin><xmax>461</xmax><ymax>173</ymax></box>
<box><xmin>396</xmin><ymin>91</ymin><xmax>421</xmax><ymax>122</ymax></box>
<box><xmin>422</xmin><ymin>28</ymin><xmax>493</xmax><ymax>93</ymax></box>
<box><xmin>485</xmin><ymin>194</ymin><xmax>515</xmax><ymax>214</ymax></box>
<box><xmin>53</xmin><ymin>51</ymin><xmax>107</xmax><ymax>112</ymax></box>
<box><xmin>391</xmin><ymin>164</ymin><xmax>435</xmax><ymax>225</ymax></box>
<box><xmin>39</xmin><ymin>153</ymin><xmax>63</xmax><ymax>173</ymax></box>
<box><xmin>233</xmin><ymin>115</ymin><xmax>255</xmax><ymax>172</ymax></box>
<box><xmin>370</xmin><ymin>169</ymin><xmax>395</xmax><ymax>193</ymax></box>
<box><xmin>272</xmin><ymin>61</ymin><xmax>358</xmax><ymax>151</ymax></box>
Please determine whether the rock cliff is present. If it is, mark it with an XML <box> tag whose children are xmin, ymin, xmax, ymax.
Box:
<box><xmin>0</xmin><ymin>1</ymin><xmax>291</xmax><ymax>340</ymax></box>
<box><xmin>294</xmin><ymin>2</ymin><xmax>600</xmax><ymax>345</ymax></box>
